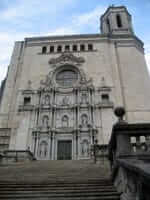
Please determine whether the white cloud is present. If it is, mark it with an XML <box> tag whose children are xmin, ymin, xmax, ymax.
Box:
<box><xmin>73</xmin><ymin>6</ymin><xmax>105</xmax><ymax>27</ymax></box>
<box><xmin>1</xmin><ymin>4</ymin><xmax>150</xmax><ymax>88</ymax></box>
<box><xmin>47</xmin><ymin>27</ymin><xmax>77</xmax><ymax>36</ymax></box>
<box><xmin>72</xmin><ymin>6</ymin><xmax>106</xmax><ymax>32</ymax></box>
<box><xmin>1</xmin><ymin>0</ymin><xmax>75</xmax><ymax>21</ymax></box>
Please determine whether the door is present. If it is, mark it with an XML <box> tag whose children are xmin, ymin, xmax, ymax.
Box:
<box><xmin>57</xmin><ymin>140</ymin><xmax>72</xmax><ymax>160</ymax></box>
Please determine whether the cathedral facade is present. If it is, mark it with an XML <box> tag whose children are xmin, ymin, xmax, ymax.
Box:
<box><xmin>0</xmin><ymin>6</ymin><xmax>150</xmax><ymax>160</ymax></box>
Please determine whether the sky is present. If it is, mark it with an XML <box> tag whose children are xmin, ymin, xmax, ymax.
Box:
<box><xmin>0</xmin><ymin>0</ymin><xmax>150</xmax><ymax>85</ymax></box>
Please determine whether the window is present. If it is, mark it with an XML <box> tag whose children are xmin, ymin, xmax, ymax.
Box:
<box><xmin>24</xmin><ymin>97</ymin><xmax>31</xmax><ymax>105</ymax></box>
<box><xmin>101</xmin><ymin>94</ymin><xmax>109</xmax><ymax>101</ymax></box>
<box><xmin>42</xmin><ymin>46</ymin><xmax>47</xmax><ymax>54</ymax></box>
<box><xmin>57</xmin><ymin>45</ymin><xmax>62</xmax><ymax>52</ymax></box>
<box><xmin>88</xmin><ymin>44</ymin><xmax>93</xmax><ymax>51</ymax></box>
<box><xmin>116</xmin><ymin>14</ymin><xmax>122</xmax><ymax>28</ymax></box>
<box><xmin>65</xmin><ymin>45</ymin><xmax>70</xmax><ymax>51</ymax></box>
<box><xmin>50</xmin><ymin>46</ymin><xmax>54</xmax><ymax>53</ymax></box>
<box><xmin>80</xmin><ymin>44</ymin><xmax>85</xmax><ymax>51</ymax></box>
<box><xmin>73</xmin><ymin>45</ymin><xmax>77</xmax><ymax>51</ymax></box>
<box><xmin>56</xmin><ymin>69</ymin><xmax>78</xmax><ymax>87</ymax></box>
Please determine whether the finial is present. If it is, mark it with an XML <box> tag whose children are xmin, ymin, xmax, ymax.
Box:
<box><xmin>114</xmin><ymin>107</ymin><xmax>126</xmax><ymax>123</ymax></box>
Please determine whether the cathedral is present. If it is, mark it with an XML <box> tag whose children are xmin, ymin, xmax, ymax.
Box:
<box><xmin>0</xmin><ymin>6</ymin><xmax>150</xmax><ymax>160</ymax></box>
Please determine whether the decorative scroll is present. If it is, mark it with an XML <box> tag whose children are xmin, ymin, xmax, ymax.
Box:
<box><xmin>49</xmin><ymin>53</ymin><xmax>85</xmax><ymax>65</ymax></box>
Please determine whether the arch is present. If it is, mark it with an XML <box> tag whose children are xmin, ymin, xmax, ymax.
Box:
<box><xmin>57</xmin><ymin>45</ymin><xmax>62</xmax><ymax>52</ymax></box>
<box><xmin>65</xmin><ymin>45</ymin><xmax>70</xmax><ymax>51</ymax></box>
<box><xmin>42</xmin><ymin>46</ymin><xmax>47</xmax><ymax>54</ymax></box>
<box><xmin>80</xmin><ymin>44</ymin><xmax>85</xmax><ymax>51</ymax></box>
<box><xmin>50</xmin><ymin>46</ymin><xmax>54</xmax><ymax>53</ymax></box>
<box><xmin>73</xmin><ymin>44</ymin><xmax>77</xmax><ymax>51</ymax></box>
<box><xmin>42</xmin><ymin>115</ymin><xmax>49</xmax><ymax>127</ymax></box>
<box><xmin>62</xmin><ymin>115</ymin><xmax>69</xmax><ymax>127</ymax></box>
<box><xmin>116</xmin><ymin>14</ymin><xmax>122</xmax><ymax>28</ymax></box>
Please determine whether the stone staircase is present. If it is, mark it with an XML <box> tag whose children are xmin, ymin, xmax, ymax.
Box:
<box><xmin>0</xmin><ymin>160</ymin><xmax>120</xmax><ymax>199</ymax></box>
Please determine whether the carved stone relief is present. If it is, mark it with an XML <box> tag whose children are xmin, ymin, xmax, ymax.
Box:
<box><xmin>49</xmin><ymin>53</ymin><xmax>85</xmax><ymax>66</ymax></box>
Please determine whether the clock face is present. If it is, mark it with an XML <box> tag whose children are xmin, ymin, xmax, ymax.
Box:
<box><xmin>56</xmin><ymin>68</ymin><xmax>78</xmax><ymax>87</ymax></box>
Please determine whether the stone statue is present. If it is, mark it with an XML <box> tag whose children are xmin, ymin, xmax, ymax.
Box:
<box><xmin>42</xmin><ymin>115</ymin><xmax>49</xmax><ymax>127</ymax></box>
<box><xmin>81</xmin><ymin>140</ymin><xmax>89</xmax><ymax>157</ymax></box>
<box><xmin>81</xmin><ymin>92</ymin><xmax>88</xmax><ymax>104</ymax></box>
<box><xmin>45</xmin><ymin>95</ymin><xmax>50</xmax><ymax>105</ymax></box>
<box><xmin>62</xmin><ymin>115</ymin><xmax>69</xmax><ymax>127</ymax></box>
<box><xmin>39</xmin><ymin>141</ymin><xmax>48</xmax><ymax>157</ymax></box>
<box><xmin>62</xmin><ymin>96</ymin><xmax>69</xmax><ymax>105</ymax></box>
<box><xmin>81</xmin><ymin>114</ymin><xmax>88</xmax><ymax>126</ymax></box>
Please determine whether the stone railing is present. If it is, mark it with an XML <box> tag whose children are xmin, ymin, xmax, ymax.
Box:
<box><xmin>90</xmin><ymin>140</ymin><xmax>108</xmax><ymax>164</ymax></box>
<box><xmin>109</xmin><ymin>123</ymin><xmax>150</xmax><ymax>164</ymax></box>
<box><xmin>0</xmin><ymin>150</ymin><xmax>36</xmax><ymax>164</ymax></box>
<box><xmin>108</xmin><ymin>107</ymin><xmax>150</xmax><ymax>200</ymax></box>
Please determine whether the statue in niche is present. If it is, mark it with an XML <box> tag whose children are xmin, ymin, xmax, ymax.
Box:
<box><xmin>81</xmin><ymin>114</ymin><xmax>88</xmax><ymax>127</ymax></box>
<box><xmin>62</xmin><ymin>115</ymin><xmax>69</xmax><ymax>127</ymax></box>
<box><xmin>81</xmin><ymin>92</ymin><xmax>88</xmax><ymax>104</ymax></box>
<box><xmin>62</xmin><ymin>96</ymin><xmax>69</xmax><ymax>105</ymax></box>
<box><xmin>42</xmin><ymin>115</ymin><xmax>49</xmax><ymax>127</ymax></box>
<box><xmin>39</xmin><ymin>141</ymin><xmax>48</xmax><ymax>158</ymax></box>
<box><xmin>81</xmin><ymin>140</ymin><xmax>89</xmax><ymax>157</ymax></box>
<box><xmin>45</xmin><ymin>95</ymin><xmax>50</xmax><ymax>105</ymax></box>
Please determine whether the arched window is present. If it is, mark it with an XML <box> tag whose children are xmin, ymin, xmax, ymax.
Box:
<box><xmin>50</xmin><ymin>46</ymin><xmax>54</xmax><ymax>53</ymax></box>
<box><xmin>73</xmin><ymin>45</ymin><xmax>77</xmax><ymax>51</ymax></box>
<box><xmin>62</xmin><ymin>115</ymin><xmax>69</xmax><ymax>127</ymax></box>
<box><xmin>88</xmin><ymin>44</ymin><xmax>93</xmax><ymax>51</ymax></box>
<box><xmin>80</xmin><ymin>44</ymin><xmax>85</xmax><ymax>51</ymax></box>
<box><xmin>116</xmin><ymin>14</ymin><xmax>122</xmax><ymax>28</ymax></box>
<box><xmin>42</xmin><ymin>115</ymin><xmax>49</xmax><ymax>127</ymax></box>
<box><xmin>57</xmin><ymin>45</ymin><xmax>62</xmax><ymax>52</ymax></box>
<box><xmin>42</xmin><ymin>46</ymin><xmax>47</xmax><ymax>54</ymax></box>
<box><xmin>65</xmin><ymin>45</ymin><xmax>70</xmax><ymax>51</ymax></box>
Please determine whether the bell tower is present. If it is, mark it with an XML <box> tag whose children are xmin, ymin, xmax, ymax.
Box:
<box><xmin>100</xmin><ymin>6</ymin><xmax>134</xmax><ymax>35</ymax></box>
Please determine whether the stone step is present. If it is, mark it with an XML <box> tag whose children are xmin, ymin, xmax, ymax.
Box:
<box><xmin>0</xmin><ymin>196</ymin><xmax>120</xmax><ymax>200</ymax></box>
<box><xmin>0</xmin><ymin>188</ymin><xmax>117</xmax><ymax>193</ymax></box>
<box><xmin>0</xmin><ymin>160</ymin><xmax>119</xmax><ymax>200</ymax></box>
<box><xmin>0</xmin><ymin>186</ymin><xmax>116</xmax><ymax>191</ymax></box>
<box><xmin>0</xmin><ymin>192</ymin><xmax>120</xmax><ymax>198</ymax></box>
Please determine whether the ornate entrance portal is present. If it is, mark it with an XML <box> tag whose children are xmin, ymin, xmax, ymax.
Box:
<box><xmin>57</xmin><ymin>140</ymin><xmax>72</xmax><ymax>160</ymax></box>
<box><xmin>31</xmin><ymin>53</ymin><xmax>113</xmax><ymax>160</ymax></box>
